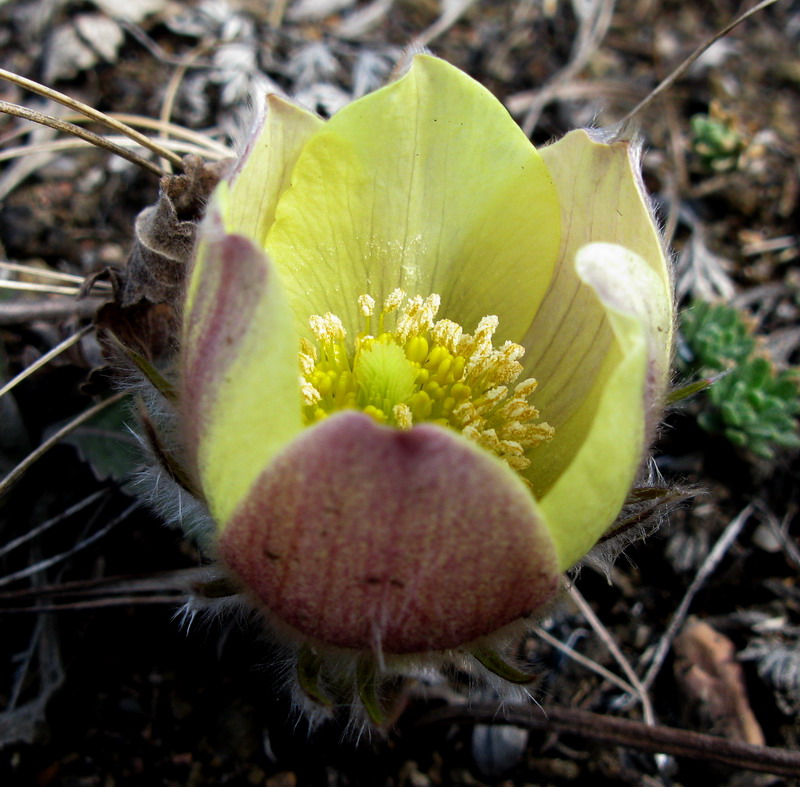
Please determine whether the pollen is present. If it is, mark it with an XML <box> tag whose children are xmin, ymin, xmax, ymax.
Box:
<box><xmin>299</xmin><ymin>291</ymin><xmax>554</xmax><ymax>472</ymax></box>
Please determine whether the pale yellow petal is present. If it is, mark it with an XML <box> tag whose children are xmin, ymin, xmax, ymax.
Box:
<box><xmin>265</xmin><ymin>54</ymin><xmax>560</xmax><ymax>343</ymax></box>
<box><xmin>522</xmin><ymin>130</ymin><xmax>671</xmax><ymax>495</ymax></box>
<box><xmin>182</xmin><ymin>200</ymin><xmax>303</xmax><ymax>526</ymax></box>
<box><xmin>538</xmin><ymin>243</ymin><xmax>670</xmax><ymax>570</ymax></box>
<box><xmin>225</xmin><ymin>95</ymin><xmax>324</xmax><ymax>247</ymax></box>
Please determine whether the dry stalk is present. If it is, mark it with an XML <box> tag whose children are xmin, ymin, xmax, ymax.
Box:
<box><xmin>0</xmin><ymin>100</ymin><xmax>167</xmax><ymax>177</ymax></box>
<box><xmin>617</xmin><ymin>0</ymin><xmax>780</xmax><ymax>127</ymax></box>
<box><xmin>0</xmin><ymin>391</ymin><xmax>128</xmax><ymax>498</ymax></box>
<box><xmin>534</xmin><ymin>626</ymin><xmax>640</xmax><ymax>698</ymax></box>
<box><xmin>0</xmin><ymin>298</ymin><xmax>103</xmax><ymax>325</ymax></box>
<box><xmin>568</xmin><ymin>583</ymin><xmax>656</xmax><ymax>727</ymax></box>
<box><xmin>0</xmin><ymin>501</ymin><xmax>140</xmax><ymax>589</ymax></box>
<box><xmin>639</xmin><ymin>505</ymin><xmax>754</xmax><ymax>691</ymax></box>
<box><xmin>519</xmin><ymin>0</ymin><xmax>617</xmax><ymax>135</ymax></box>
<box><xmin>0</xmin><ymin>325</ymin><xmax>94</xmax><ymax>400</ymax></box>
<box><xmin>416</xmin><ymin>703</ymin><xmax>800</xmax><ymax>777</ymax></box>
<box><xmin>0</xmin><ymin>66</ymin><xmax>183</xmax><ymax>169</ymax></box>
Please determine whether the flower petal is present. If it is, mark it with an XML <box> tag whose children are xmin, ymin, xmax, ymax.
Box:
<box><xmin>265</xmin><ymin>54</ymin><xmax>561</xmax><ymax>342</ymax></box>
<box><xmin>538</xmin><ymin>242</ymin><xmax>670</xmax><ymax>571</ymax></box>
<box><xmin>225</xmin><ymin>95</ymin><xmax>324</xmax><ymax>247</ymax></box>
<box><xmin>218</xmin><ymin>412</ymin><xmax>560</xmax><ymax>654</ymax></box>
<box><xmin>522</xmin><ymin>130</ymin><xmax>671</xmax><ymax>495</ymax></box>
<box><xmin>181</xmin><ymin>205</ymin><xmax>303</xmax><ymax>525</ymax></box>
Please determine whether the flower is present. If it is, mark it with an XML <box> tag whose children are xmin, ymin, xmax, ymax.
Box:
<box><xmin>177</xmin><ymin>55</ymin><xmax>672</xmax><ymax>722</ymax></box>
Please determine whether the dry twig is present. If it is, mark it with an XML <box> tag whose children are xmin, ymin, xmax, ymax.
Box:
<box><xmin>0</xmin><ymin>297</ymin><xmax>103</xmax><ymax>325</ymax></box>
<box><xmin>0</xmin><ymin>100</ymin><xmax>167</xmax><ymax>177</ymax></box>
<box><xmin>0</xmin><ymin>325</ymin><xmax>94</xmax><ymax>400</ymax></box>
<box><xmin>568</xmin><ymin>583</ymin><xmax>656</xmax><ymax>727</ymax></box>
<box><xmin>617</xmin><ymin>0</ymin><xmax>780</xmax><ymax>127</ymax></box>
<box><xmin>639</xmin><ymin>505</ymin><xmax>754</xmax><ymax>691</ymax></box>
<box><xmin>0</xmin><ymin>501</ymin><xmax>139</xmax><ymax>589</ymax></box>
<box><xmin>416</xmin><ymin>703</ymin><xmax>800</xmax><ymax>777</ymax></box>
<box><xmin>0</xmin><ymin>66</ymin><xmax>184</xmax><ymax>169</ymax></box>
<box><xmin>0</xmin><ymin>391</ymin><xmax>128</xmax><ymax>497</ymax></box>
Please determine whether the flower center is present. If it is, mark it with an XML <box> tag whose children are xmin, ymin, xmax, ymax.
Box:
<box><xmin>299</xmin><ymin>290</ymin><xmax>554</xmax><ymax>472</ymax></box>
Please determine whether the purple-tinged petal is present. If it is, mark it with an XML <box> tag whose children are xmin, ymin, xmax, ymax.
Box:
<box><xmin>181</xmin><ymin>207</ymin><xmax>303</xmax><ymax>525</ymax></box>
<box><xmin>218</xmin><ymin>411</ymin><xmax>559</xmax><ymax>654</ymax></box>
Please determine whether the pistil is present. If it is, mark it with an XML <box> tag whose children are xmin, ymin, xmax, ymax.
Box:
<box><xmin>300</xmin><ymin>290</ymin><xmax>554</xmax><ymax>472</ymax></box>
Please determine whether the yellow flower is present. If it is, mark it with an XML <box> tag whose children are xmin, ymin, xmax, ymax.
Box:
<box><xmin>179</xmin><ymin>55</ymin><xmax>672</xmax><ymax>720</ymax></box>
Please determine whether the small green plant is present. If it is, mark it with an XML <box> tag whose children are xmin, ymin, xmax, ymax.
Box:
<box><xmin>690</xmin><ymin>109</ymin><xmax>747</xmax><ymax>173</ymax></box>
<box><xmin>681</xmin><ymin>300</ymin><xmax>755</xmax><ymax>368</ymax></box>
<box><xmin>680</xmin><ymin>301</ymin><xmax>800</xmax><ymax>460</ymax></box>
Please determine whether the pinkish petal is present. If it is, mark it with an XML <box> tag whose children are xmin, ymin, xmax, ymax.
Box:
<box><xmin>181</xmin><ymin>231</ymin><xmax>269</xmax><ymax>458</ymax></box>
<box><xmin>218</xmin><ymin>411</ymin><xmax>559</xmax><ymax>654</ymax></box>
<box><xmin>181</xmin><ymin>212</ymin><xmax>303</xmax><ymax>522</ymax></box>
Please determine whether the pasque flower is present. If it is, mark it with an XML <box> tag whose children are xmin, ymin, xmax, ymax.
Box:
<box><xmin>177</xmin><ymin>55</ymin><xmax>672</xmax><ymax>721</ymax></box>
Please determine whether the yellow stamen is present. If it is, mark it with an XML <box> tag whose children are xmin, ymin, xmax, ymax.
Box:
<box><xmin>358</xmin><ymin>294</ymin><xmax>376</xmax><ymax>317</ymax></box>
<box><xmin>299</xmin><ymin>291</ymin><xmax>554</xmax><ymax>473</ymax></box>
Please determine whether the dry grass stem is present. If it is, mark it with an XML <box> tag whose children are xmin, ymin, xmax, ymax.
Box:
<box><xmin>0</xmin><ymin>279</ymin><xmax>86</xmax><ymax>296</ymax></box>
<box><xmin>0</xmin><ymin>298</ymin><xmax>103</xmax><ymax>325</ymax></box>
<box><xmin>0</xmin><ymin>324</ymin><xmax>94</xmax><ymax>400</ymax></box>
<box><xmin>0</xmin><ymin>391</ymin><xmax>128</xmax><ymax>498</ymax></box>
<box><xmin>157</xmin><ymin>44</ymin><xmax>219</xmax><ymax>173</ymax></box>
<box><xmin>0</xmin><ymin>261</ymin><xmax>112</xmax><ymax>287</ymax></box>
<box><xmin>518</xmin><ymin>0</ymin><xmax>616</xmax><ymax>135</ymax></box>
<box><xmin>0</xmin><ymin>100</ymin><xmax>167</xmax><ymax>177</ymax></box>
<box><xmin>617</xmin><ymin>0</ymin><xmax>780</xmax><ymax>127</ymax></box>
<box><xmin>0</xmin><ymin>490</ymin><xmax>108</xmax><ymax>561</ymax></box>
<box><xmin>534</xmin><ymin>626</ymin><xmax>640</xmax><ymax>698</ymax></box>
<box><xmin>411</xmin><ymin>0</ymin><xmax>479</xmax><ymax>49</ymax></box>
<box><xmin>0</xmin><ymin>66</ymin><xmax>184</xmax><ymax>168</ymax></box>
<box><xmin>1</xmin><ymin>595</ymin><xmax>185</xmax><ymax>612</ymax></box>
<box><xmin>639</xmin><ymin>505</ymin><xmax>755</xmax><ymax>691</ymax></box>
<box><xmin>568</xmin><ymin>582</ymin><xmax>656</xmax><ymax>727</ymax></box>
<box><xmin>0</xmin><ymin>136</ymin><xmax>229</xmax><ymax>166</ymax></box>
<box><xmin>0</xmin><ymin>501</ymin><xmax>139</xmax><ymax>590</ymax></box>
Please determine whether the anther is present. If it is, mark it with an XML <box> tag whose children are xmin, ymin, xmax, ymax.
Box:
<box><xmin>309</xmin><ymin>313</ymin><xmax>346</xmax><ymax>343</ymax></box>
<box><xmin>383</xmin><ymin>289</ymin><xmax>405</xmax><ymax>313</ymax></box>
<box><xmin>358</xmin><ymin>294</ymin><xmax>376</xmax><ymax>317</ymax></box>
<box><xmin>393</xmin><ymin>403</ymin><xmax>413</xmax><ymax>429</ymax></box>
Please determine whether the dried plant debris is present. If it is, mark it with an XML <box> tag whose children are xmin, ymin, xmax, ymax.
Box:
<box><xmin>90</xmin><ymin>154</ymin><xmax>228</xmax><ymax>371</ymax></box>
<box><xmin>0</xmin><ymin>616</ymin><xmax>64</xmax><ymax>749</ymax></box>
<box><xmin>43</xmin><ymin>14</ymin><xmax>125</xmax><ymax>84</ymax></box>
<box><xmin>0</xmin><ymin>0</ymin><xmax>799</xmax><ymax>784</ymax></box>
<box><xmin>674</xmin><ymin>618</ymin><xmax>764</xmax><ymax>746</ymax></box>
<box><xmin>741</xmin><ymin>637</ymin><xmax>800</xmax><ymax>718</ymax></box>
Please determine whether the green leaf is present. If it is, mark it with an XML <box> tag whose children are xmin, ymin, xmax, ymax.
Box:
<box><xmin>296</xmin><ymin>645</ymin><xmax>332</xmax><ymax>709</ymax></box>
<box><xmin>470</xmin><ymin>644</ymin><xmax>535</xmax><ymax>684</ymax></box>
<box><xmin>680</xmin><ymin>300</ymin><xmax>800</xmax><ymax>460</ymax></box>
<box><xmin>355</xmin><ymin>659</ymin><xmax>386</xmax><ymax>726</ymax></box>
<box><xmin>58</xmin><ymin>396</ymin><xmax>142</xmax><ymax>489</ymax></box>
<box><xmin>666</xmin><ymin>377</ymin><xmax>714</xmax><ymax>405</ymax></box>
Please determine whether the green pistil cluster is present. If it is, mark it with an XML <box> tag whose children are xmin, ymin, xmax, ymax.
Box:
<box><xmin>299</xmin><ymin>290</ymin><xmax>554</xmax><ymax>472</ymax></box>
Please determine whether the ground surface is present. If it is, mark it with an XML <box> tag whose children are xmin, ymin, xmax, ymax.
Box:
<box><xmin>0</xmin><ymin>0</ymin><xmax>799</xmax><ymax>785</ymax></box>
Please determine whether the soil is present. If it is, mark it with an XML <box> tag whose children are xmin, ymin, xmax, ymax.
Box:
<box><xmin>0</xmin><ymin>1</ymin><xmax>798</xmax><ymax>785</ymax></box>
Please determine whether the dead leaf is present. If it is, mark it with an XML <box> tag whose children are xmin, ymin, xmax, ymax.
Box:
<box><xmin>44</xmin><ymin>15</ymin><xmax>124</xmax><ymax>83</ymax></box>
<box><xmin>86</xmin><ymin>155</ymin><xmax>230</xmax><ymax>376</ymax></box>
<box><xmin>121</xmin><ymin>155</ymin><xmax>230</xmax><ymax>308</ymax></box>
<box><xmin>92</xmin><ymin>0</ymin><xmax>167</xmax><ymax>24</ymax></box>
<box><xmin>674</xmin><ymin>618</ymin><xmax>765</xmax><ymax>746</ymax></box>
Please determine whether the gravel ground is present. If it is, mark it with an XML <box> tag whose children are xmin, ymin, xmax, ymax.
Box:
<box><xmin>0</xmin><ymin>1</ymin><xmax>799</xmax><ymax>785</ymax></box>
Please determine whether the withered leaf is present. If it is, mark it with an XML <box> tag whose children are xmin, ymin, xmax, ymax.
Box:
<box><xmin>674</xmin><ymin>618</ymin><xmax>765</xmax><ymax>746</ymax></box>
